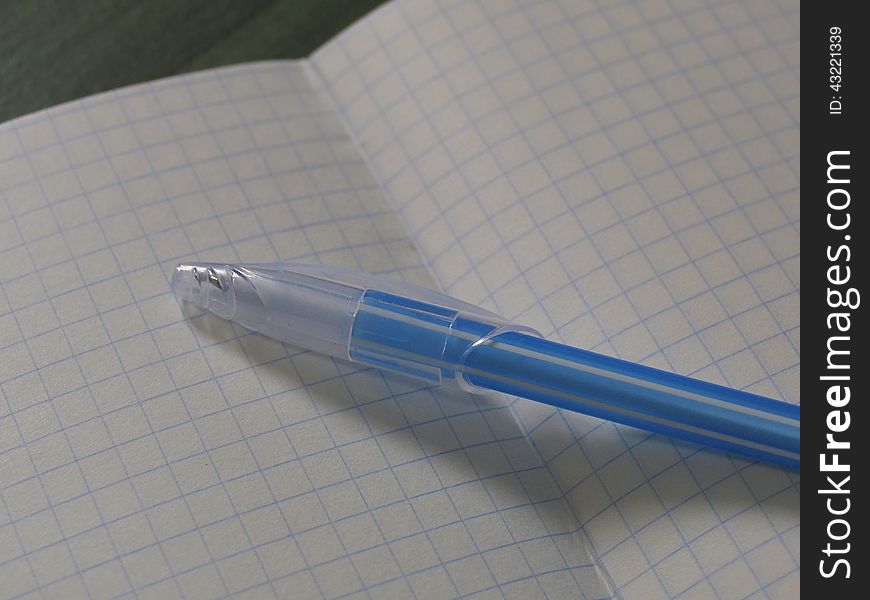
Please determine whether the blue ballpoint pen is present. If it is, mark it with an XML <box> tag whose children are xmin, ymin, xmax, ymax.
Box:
<box><xmin>172</xmin><ymin>262</ymin><xmax>800</xmax><ymax>469</ymax></box>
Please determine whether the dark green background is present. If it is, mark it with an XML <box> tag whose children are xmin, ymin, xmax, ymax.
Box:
<box><xmin>1</xmin><ymin>0</ymin><xmax>386</xmax><ymax>123</ymax></box>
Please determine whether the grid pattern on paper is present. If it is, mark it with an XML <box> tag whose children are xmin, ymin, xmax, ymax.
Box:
<box><xmin>0</xmin><ymin>62</ymin><xmax>603</xmax><ymax>599</ymax></box>
<box><xmin>313</xmin><ymin>0</ymin><xmax>800</xmax><ymax>597</ymax></box>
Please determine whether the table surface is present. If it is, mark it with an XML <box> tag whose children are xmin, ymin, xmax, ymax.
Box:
<box><xmin>1</xmin><ymin>0</ymin><xmax>386</xmax><ymax>123</ymax></box>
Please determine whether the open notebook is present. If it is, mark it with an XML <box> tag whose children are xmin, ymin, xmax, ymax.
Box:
<box><xmin>0</xmin><ymin>0</ymin><xmax>799</xmax><ymax>598</ymax></box>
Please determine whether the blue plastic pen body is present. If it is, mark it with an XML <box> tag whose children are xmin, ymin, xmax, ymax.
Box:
<box><xmin>351</xmin><ymin>290</ymin><xmax>800</xmax><ymax>469</ymax></box>
<box><xmin>171</xmin><ymin>263</ymin><xmax>799</xmax><ymax>469</ymax></box>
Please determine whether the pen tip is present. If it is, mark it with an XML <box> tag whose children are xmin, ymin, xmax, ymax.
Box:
<box><xmin>172</xmin><ymin>264</ymin><xmax>209</xmax><ymax>309</ymax></box>
<box><xmin>172</xmin><ymin>263</ymin><xmax>237</xmax><ymax>319</ymax></box>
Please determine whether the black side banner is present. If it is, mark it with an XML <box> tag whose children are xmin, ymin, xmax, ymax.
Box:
<box><xmin>804</xmin><ymin>2</ymin><xmax>866</xmax><ymax>596</ymax></box>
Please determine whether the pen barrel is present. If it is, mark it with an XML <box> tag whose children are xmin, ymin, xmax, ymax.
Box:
<box><xmin>459</xmin><ymin>332</ymin><xmax>800</xmax><ymax>469</ymax></box>
<box><xmin>350</xmin><ymin>290</ymin><xmax>799</xmax><ymax>469</ymax></box>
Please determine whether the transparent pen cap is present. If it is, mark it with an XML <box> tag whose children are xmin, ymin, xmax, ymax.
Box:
<box><xmin>172</xmin><ymin>262</ymin><xmax>366</xmax><ymax>359</ymax></box>
<box><xmin>171</xmin><ymin>262</ymin><xmax>505</xmax><ymax>362</ymax></box>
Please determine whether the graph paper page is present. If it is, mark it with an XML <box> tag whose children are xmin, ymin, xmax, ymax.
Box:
<box><xmin>313</xmin><ymin>0</ymin><xmax>800</xmax><ymax>597</ymax></box>
<box><xmin>0</xmin><ymin>62</ymin><xmax>604</xmax><ymax>599</ymax></box>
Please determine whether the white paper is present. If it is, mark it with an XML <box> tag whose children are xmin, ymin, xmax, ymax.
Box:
<box><xmin>0</xmin><ymin>0</ymin><xmax>800</xmax><ymax>598</ymax></box>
